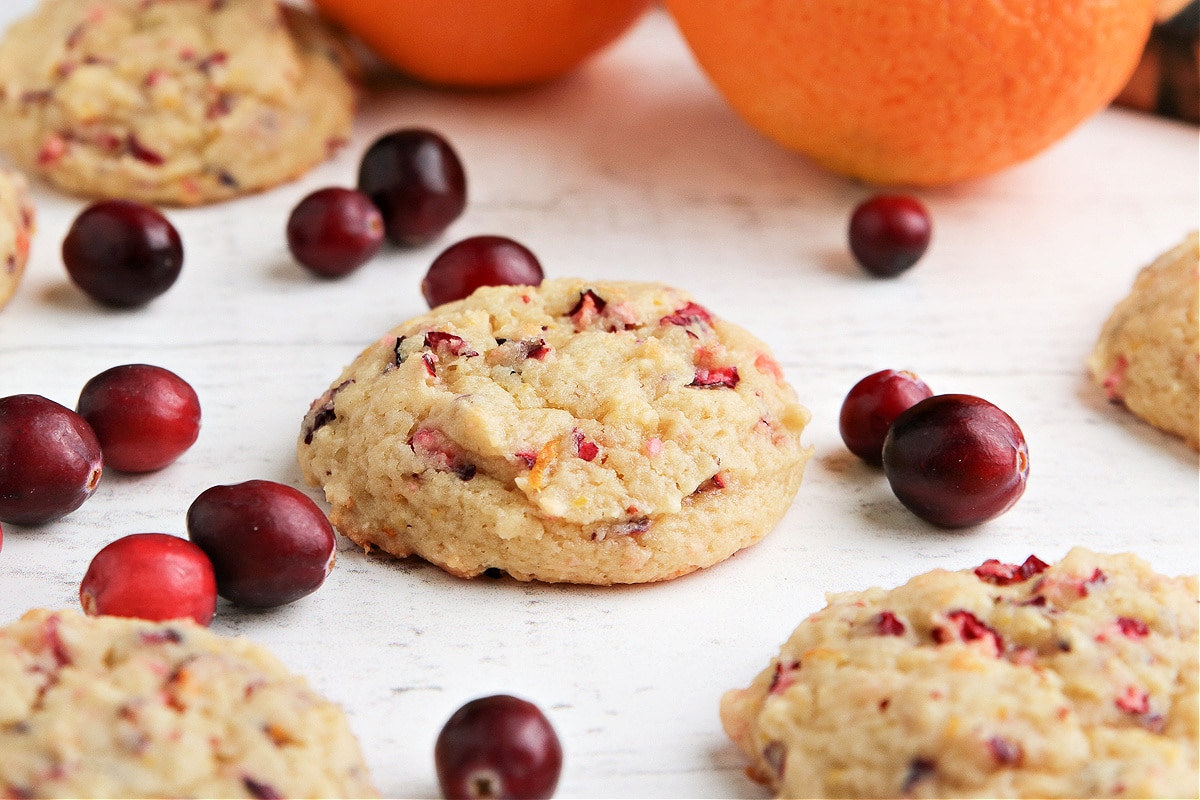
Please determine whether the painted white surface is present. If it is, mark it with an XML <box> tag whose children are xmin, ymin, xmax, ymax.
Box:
<box><xmin>0</xmin><ymin>6</ymin><xmax>1196</xmax><ymax>798</ymax></box>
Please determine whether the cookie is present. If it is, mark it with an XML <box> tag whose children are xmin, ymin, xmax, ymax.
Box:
<box><xmin>1087</xmin><ymin>232</ymin><xmax>1199</xmax><ymax>449</ymax></box>
<box><xmin>298</xmin><ymin>279</ymin><xmax>812</xmax><ymax>585</ymax></box>
<box><xmin>0</xmin><ymin>608</ymin><xmax>377</xmax><ymax>798</ymax></box>
<box><xmin>0</xmin><ymin>168</ymin><xmax>34</xmax><ymax>310</ymax></box>
<box><xmin>720</xmin><ymin>548</ymin><xmax>1198</xmax><ymax>799</ymax></box>
<box><xmin>0</xmin><ymin>0</ymin><xmax>356</xmax><ymax>206</ymax></box>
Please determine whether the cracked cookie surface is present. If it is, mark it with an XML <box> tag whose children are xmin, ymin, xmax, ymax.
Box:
<box><xmin>0</xmin><ymin>608</ymin><xmax>377</xmax><ymax>798</ymax></box>
<box><xmin>721</xmin><ymin>547</ymin><xmax>1198</xmax><ymax>798</ymax></box>
<box><xmin>0</xmin><ymin>0</ymin><xmax>355</xmax><ymax>206</ymax></box>
<box><xmin>298</xmin><ymin>278</ymin><xmax>812</xmax><ymax>584</ymax></box>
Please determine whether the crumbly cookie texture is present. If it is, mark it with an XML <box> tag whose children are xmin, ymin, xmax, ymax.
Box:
<box><xmin>0</xmin><ymin>609</ymin><xmax>377</xmax><ymax>799</ymax></box>
<box><xmin>298</xmin><ymin>279</ymin><xmax>812</xmax><ymax>585</ymax></box>
<box><xmin>0</xmin><ymin>0</ymin><xmax>356</xmax><ymax>206</ymax></box>
<box><xmin>0</xmin><ymin>168</ymin><xmax>34</xmax><ymax>309</ymax></box>
<box><xmin>721</xmin><ymin>548</ymin><xmax>1199</xmax><ymax>799</ymax></box>
<box><xmin>1087</xmin><ymin>231</ymin><xmax>1199</xmax><ymax>449</ymax></box>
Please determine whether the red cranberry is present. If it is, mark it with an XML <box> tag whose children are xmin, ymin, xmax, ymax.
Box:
<box><xmin>186</xmin><ymin>480</ymin><xmax>336</xmax><ymax>608</ymax></box>
<box><xmin>76</xmin><ymin>364</ymin><xmax>201</xmax><ymax>473</ymax></box>
<box><xmin>80</xmin><ymin>533</ymin><xmax>217</xmax><ymax>626</ymax></box>
<box><xmin>435</xmin><ymin>695</ymin><xmax>563</xmax><ymax>800</ymax></box>
<box><xmin>357</xmin><ymin>128</ymin><xmax>467</xmax><ymax>246</ymax></box>
<box><xmin>286</xmin><ymin>187</ymin><xmax>384</xmax><ymax>277</ymax></box>
<box><xmin>62</xmin><ymin>199</ymin><xmax>184</xmax><ymax>307</ymax></box>
<box><xmin>848</xmin><ymin>195</ymin><xmax>932</xmax><ymax>277</ymax></box>
<box><xmin>839</xmin><ymin>369</ymin><xmax>933</xmax><ymax>465</ymax></box>
<box><xmin>0</xmin><ymin>394</ymin><xmax>103</xmax><ymax>525</ymax></box>
<box><xmin>882</xmin><ymin>394</ymin><xmax>1029</xmax><ymax>528</ymax></box>
<box><xmin>422</xmin><ymin>235</ymin><xmax>544</xmax><ymax>308</ymax></box>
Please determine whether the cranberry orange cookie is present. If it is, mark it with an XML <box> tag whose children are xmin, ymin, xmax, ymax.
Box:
<box><xmin>298</xmin><ymin>279</ymin><xmax>812</xmax><ymax>584</ymax></box>
<box><xmin>0</xmin><ymin>168</ymin><xmax>34</xmax><ymax>310</ymax></box>
<box><xmin>1087</xmin><ymin>231</ymin><xmax>1199</xmax><ymax>449</ymax></box>
<box><xmin>0</xmin><ymin>609</ymin><xmax>377</xmax><ymax>798</ymax></box>
<box><xmin>0</xmin><ymin>0</ymin><xmax>356</xmax><ymax>206</ymax></box>
<box><xmin>721</xmin><ymin>548</ymin><xmax>1198</xmax><ymax>798</ymax></box>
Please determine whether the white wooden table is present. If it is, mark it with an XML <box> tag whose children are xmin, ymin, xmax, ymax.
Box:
<box><xmin>0</xmin><ymin>5</ymin><xmax>1196</xmax><ymax>797</ymax></box>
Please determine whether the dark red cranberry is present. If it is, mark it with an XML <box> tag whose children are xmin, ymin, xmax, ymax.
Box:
<box><xmin>422</xmin><ymin>235</ymin><xmax>544</xmax><ymax>308</ymax></box>
<box><xmin>286</xmin><ymin>187</ymin><xmax>384</xmax><ymax>277</ymax></box>
<box><xmin>882</xmin><ymin>394</ymin><xmax>1029</xmax><ymax>528</ymax></box>
<box><xmin>80</xmin><ymin>533</ymin><xmax>217</xmax><ymax>626</ymax></box>
<box><xmin>848</xmin><ymin>195</ymin><xmax>932</xmax><ymax>277</ymax></box>
<box><xmin>62</xmin><ymin>199</ymin><xmax>184</xmax><ymax>307</ymax></box>
<box><xmin>76</xmin><ymin>364</ymin><xmax>201</xmax><ymax>473</ymax></box>
<box><xmin>357</xmin><ymin>128</ymin><xmax>466</xmax><ymax>246</ymax></box>
<box><xmin>435</xmin><ymin>695</ymin><xmax>562</xmax><ymax>800</ymax></box>
<box><xmin>839</xmin><ymin>369</ymin><xmax>933</xmax><ymax>465</ymax></box>
<box><xmin>186</xmin><ymin>480</ymin><xmax>336</xmax><ymax>608</ymax></box>
<box><xmin>0</xmin><ymin>394</ymin><xmax>103</xmax><ymax>525</ymax></box>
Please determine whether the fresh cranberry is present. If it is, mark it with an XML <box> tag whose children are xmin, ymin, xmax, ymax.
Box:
<box><xmin>839</xmin><ymin>369</ymin><xmax>933</xmax><ymax>465</ymax></box>
<box><xmin>186</xmin><ymin>480</ymin><xmax>336</xmax><ymax>608</ymax></box>
<box><xmin>357</xmin><ymin>128</ymin><xmax>467</xmax><ymax>246</ymax></box>
<box><xmin>80</xmin><ymin>533</ymin><xmax>217</xmax><ymax>626</ymax></box>
<box><xmin>848</xmin><ymin>195</ymin><xmax>932</xmax><ymax>277</ymax></box>
<box><xmin>435</xmin><ymin>695</ymin><xmax>563</xmax><ymax>800</ymax></box>
<box><xmin>0</xmin><ymin>394</ymin><xmax>103</xmax><ymax>525</ymax></box>
<box><xmin>422</xmin><ymin>235</ymin><xmax>544</xmax><ymax>308</ymax></box>
<box><xmin>62</xmin><ymin>199</ymin><xmax>184</xmax><ymax>307</ymax></box>
<box><xmin>76</xmin><ymin>364</ymin><xmax>201</xmax><ymax>473</ymax></box>
<box><xmin>882</xmin><ymin>394</ymin><xmax>1029</xmax><ymax>528</ymax></box>
<box><xmin>286</xmin><ymin>187</ymin><xmax>384</xmax><ymax>277</ymax></box>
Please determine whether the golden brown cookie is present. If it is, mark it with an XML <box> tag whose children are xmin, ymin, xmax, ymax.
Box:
<box><xmin>1087</xmin><ymin>231</ymin><xmax>1199</xmax><ymax>448</ymax></box>
<box><xmin>0</xmin><ymin>0</ymin><xmax>356</xmax><ymax>206</ymax></box>
<box><xmin>298</xmin><ymin>279</ymin><xmax>813</xmax><ymax>585</ymax></box>
<box><xmin>0</xmin><ymin>609</ymin><xmax>377</xmax><ymax>798</ymax></box>
<box><xmin>721</xmin><ymin>548</ymin><xmax>1198</xmax><ymax>798</ymax></box>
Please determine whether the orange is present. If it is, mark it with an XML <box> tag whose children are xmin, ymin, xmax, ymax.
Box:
<box><xmin>664</xmin><ymin>0</ymin><xmax>1157</xmax><ymax>185</ymax></box>
<box><xmin>309</xmin><ymin>0</ymin><xmax>651</xmax><ymax>88</ymax></box>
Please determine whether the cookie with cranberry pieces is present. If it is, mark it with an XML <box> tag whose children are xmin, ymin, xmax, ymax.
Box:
<box><xmin>0</xmin><ymin>0</ymin><xmax>356</xmax><ymax>206</ymax></box>
<box><xmin>721</xmin><ymin>547</ymin><xmax>1198</xmax><ymax>798</ymax></box>
<box><xmin>0</xmin><ymin>609</ymin><xmax>377</xmax><ymax>797</ymax></box>
<box><xmin>0</xmin><ymin>168</ymin><xmax>34</xmax><ymax>310</ymax></box>
<box><xmin>1087</xmin><ymin>231</ymin><xmax>1199</xmax><ymax>449</ymax></box>
<box><xmin>298</xmin><ymin>278</ymin><xmax>812</xmax><ymax>584</ymax></box>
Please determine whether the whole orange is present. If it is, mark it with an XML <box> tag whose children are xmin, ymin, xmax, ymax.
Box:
<box><xmin>664</xmin><ymin>0</ymin><xmax>1157</xmax><ymax>185</ymax></box>
<box><xmin>309</xmin><ymin>0</ymin><xmax>651</xmax><ymax>88</ymax></box>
